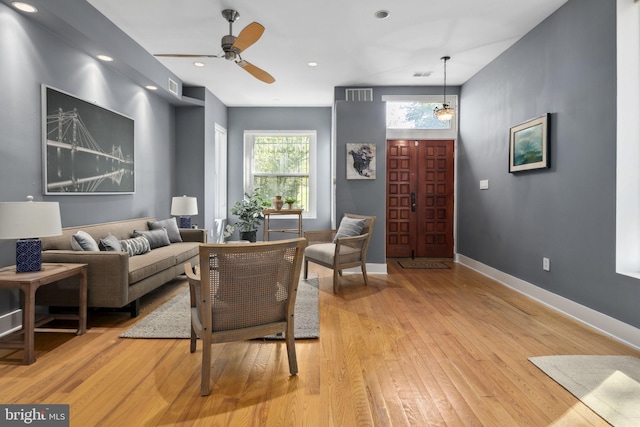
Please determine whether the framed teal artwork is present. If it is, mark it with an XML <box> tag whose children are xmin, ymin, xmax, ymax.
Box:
<box><xmin>509</xmin><ymin>114</ymin><xmax>549</xmax><ymax>173</ymax></box>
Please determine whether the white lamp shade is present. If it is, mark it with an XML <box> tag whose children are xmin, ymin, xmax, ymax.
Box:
<box><xmin>0</xmin><ymin>198</ymin><xmax>62</xmax><ymax>239</ymax></box>
<box><xmin>171</xmin><ymin>196</ymin><xmax>198</xmax><ymax>216</ymax></box>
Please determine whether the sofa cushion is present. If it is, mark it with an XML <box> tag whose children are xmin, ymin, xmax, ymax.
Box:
<box><xmin>120</xmin><ymin>236</ymin><xmax>151</xmax><ymax>257</ymax></box>
<box><xmin>173</xmin><ymin>242</ymin><xmax>200</xmax><ymax>264</ymax></box>
<box><xmin>333</xmin><ymin>217</ymin><xmax>365</xmax><ymax>242</ymax></box>
<box><xmin>127</xmin><ymin>246</ymin><xmax>177</xmax><ymax>284</ymax></box>
<box><xmin>147</xmin><ymin>218</ymin><xmax>182</xmax><ymax>243</ymax></box>
<box><xmin>133</xmin><ymin>229</ymin><xmax>171</xmax><ymax>249</ymax></box>
<box><xmin>99</xmin><ymin>233</ymin><xmax>122</xmax><ymax>252</ymax></box>
<box><xmin>70</xmin><ymin>231</ymin><xmax>100</xmax><ymax>251</ymax></box>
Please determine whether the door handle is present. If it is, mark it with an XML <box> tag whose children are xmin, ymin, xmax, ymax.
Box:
<box><xmin>411</xmin><ymin>192</ymin><xmax>416</xmax><ymax>212</ymax></box>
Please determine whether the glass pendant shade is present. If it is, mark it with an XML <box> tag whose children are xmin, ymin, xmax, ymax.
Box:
<box><xmin>434</xmin><ymin>104</ymin><xmax>455</xmax><ymax>121</ymax></box>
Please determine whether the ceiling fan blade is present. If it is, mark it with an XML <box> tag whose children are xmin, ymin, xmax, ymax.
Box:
<box><xmin>237</xmin><ymin>60</ymin><xmax>275</xmax><ymax>84</ymax></box>
<box><xmin>154</xmin><ymin>54</ymin><xmax>219</xmax><ymax>58</ymax></box>
<box><xmin>231</xmin><ymin>22</ymin><xmax>265</xmax><ymax>53</ymax></box>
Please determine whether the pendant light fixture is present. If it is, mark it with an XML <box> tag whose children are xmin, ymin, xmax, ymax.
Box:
<box><xmin>434</xmin><ymin>56</ymin><xmax>454</xmax><ymax>122</ymax></box>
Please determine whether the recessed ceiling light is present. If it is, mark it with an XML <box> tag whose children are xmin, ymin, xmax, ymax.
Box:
<box><xmin>11</xmin><ymin>2</ymin><xmax>37</xmax><ymax>13</ymax></box>
<box><xmin>374</xmin><ymin>10</ymin><xmax>390</xmax><ymax>19</ymax></box>
<box><xmin>307</xmin><ymin>61</ymin><xmax>318</xmax><ymax>67</ymax></box>
<box><xmin>97</xmin><ymin>54</ymin><xmax>114</xmax><ymax>62</ymax></box>
<box><xmin>413</xmin><ymin>71</ymin><xmax>432</xmax><ymax>77</ymax></box>
<box><xmin>193</xmin><ymin>62</ymin><xmax>205</xmax><ymax>67</ymax></box>
<box><xmin>145</xmin><ymin>85</ymin><xmax>158</xmax><ymax>91</ymax></box>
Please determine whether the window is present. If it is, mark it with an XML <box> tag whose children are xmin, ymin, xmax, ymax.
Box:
<box><xmin>386</xmin><ymin>101</ymin><xmax>451</xmax><ymax>130</ymax></box>
<box><xmin>244</xmin><ymin>131</ymin><xmax>316</xmax><ymax>217</ymax></box>
<box><xmin>382</xmin><ymin>95</ymin><xmax>458</xmax><ymax>140</ymax></box>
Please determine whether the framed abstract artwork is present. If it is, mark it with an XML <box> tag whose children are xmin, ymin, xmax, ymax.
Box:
<box><xmin>509</xmin><ymin>113</ymin><xmax>549</xmax><ymax>173</ymax></box>
<box><xmin>42</xmin><ymin>85</ymin><xmax>135</xmax><ymax>194</ymax></box>
<box><xmin>346</xmin><ymin>143</ymin><xmax>376</xmax><ymax>180</ymax></box>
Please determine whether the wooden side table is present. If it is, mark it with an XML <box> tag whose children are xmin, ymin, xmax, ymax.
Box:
<box><xmin>262</xmin><ymin>209</ymin><xmax>303</xmax><ymax>241</ymax></box>
<box><xmin>0</xmin><ymin>263</ymin><xmax>87</xmax><ymax>364</ymax></box>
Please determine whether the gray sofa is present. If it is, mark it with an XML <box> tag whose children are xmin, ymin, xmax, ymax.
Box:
<box><xmin>39</xmin><ymin>217</ymin><xmax>206</xmax><ymax>317</ymax></box>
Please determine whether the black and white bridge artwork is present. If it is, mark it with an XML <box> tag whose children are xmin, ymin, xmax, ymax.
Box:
<box><xmin>43</xmin><ymin>86</ymin><xmax>135</xmax><ymax>194</ymax></box>
<box><xmin>346</xmin><ymin>143</ymin><xmax>376</xmax><ymax>180</ymax></box>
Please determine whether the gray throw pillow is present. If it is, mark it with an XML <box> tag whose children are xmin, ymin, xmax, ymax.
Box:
<box><xmin>99</xmin><ymin>233</ymin><xmax>122</xmax><ymax>252</ymax></box>
<box><xmin>119</xmin><ymin>236</ymin><xmax>151</xmax><ymax>257</ymax></box>
<box><xmin>133</xmin><ymin>229</ymin><xmax>171</xmax><ymax>249</ymax></box>
<box><xmin>333</xmin><ymin>217</ymin><xmax>366</xmax><ymax>242</ymax></box>
<box><xmin>147</xmin><ymin>218</ymin><xmax>182</xmax><ymax>243</ymax></box>
<box><xmin>70</xmin><ymin>230</ymin><xmax>100</xmax><ymax>251</ymax></box>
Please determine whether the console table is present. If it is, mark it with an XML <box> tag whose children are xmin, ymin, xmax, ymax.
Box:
<box><xmin>263</xmin><ymin>209</ymin><xmax>303</xmax><ymax>241</ymax></box>
<box><xmin>0</xmin><ymin>263</ymin><xmax>87</xmax><ymax>364</ymax></box>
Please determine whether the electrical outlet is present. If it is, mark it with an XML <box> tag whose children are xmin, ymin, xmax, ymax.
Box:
<box><xmin>480</xmin><ymin>179</ymin><xmax>489</xmax><ymax>190</ymax></box>
<box><xmin>543</xmin><ymin>257</ymin><xmax>550</xmax><ymax>271</ymax></box>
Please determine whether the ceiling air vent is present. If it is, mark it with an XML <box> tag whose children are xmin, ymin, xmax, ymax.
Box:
<box><xmin>345</xmin><ymin>88</ymin><xmax>373</xmax><ymax>102</ymax></box>
<box><xmin>168</xmin><ymin>78</ymin><xmax>179</xmax><ymax>97</ymax></box>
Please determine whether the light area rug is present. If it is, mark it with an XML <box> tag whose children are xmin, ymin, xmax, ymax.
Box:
<box><xmin>120</xmin><ymin>274</ymin><xmax>319</xmax><ymax>340</ymax></box>
<box><xmin>529</xmin><ymin>355</ymin><xmax>640</xmax><ymax>427</ymax></box>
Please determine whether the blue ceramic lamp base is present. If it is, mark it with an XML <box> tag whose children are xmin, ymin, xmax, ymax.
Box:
<box><xmin>16</xmin><ymin>238</ymin><xmax>43</xmax><ymax>273</ymax></box>
<box><xmin>178</xmin><ymin>216</ymin><xmax>191</xmax><ymax>229</ymax></box>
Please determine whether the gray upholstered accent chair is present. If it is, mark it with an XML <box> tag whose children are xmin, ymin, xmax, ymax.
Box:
<box><xmin>303</xmin><ymin>213</ymin><xmax>376</xmax><ymax>293</ymax></box>
<box><xmin>184</xmin><ymin>237</ymin><xmax>306</xmax><ymax>396</ymax></box>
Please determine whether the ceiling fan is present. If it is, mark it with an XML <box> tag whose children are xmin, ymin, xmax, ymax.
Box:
<box><xmin>155</xmin><ymin>9</ymin><xmax>275</xmax><ymax>84</ymax></box>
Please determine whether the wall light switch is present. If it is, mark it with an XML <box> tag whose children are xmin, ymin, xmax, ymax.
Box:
<box><xmin>480</xmin><ymin>180</ymin><xmax>489</xmax><ymax>190</ymax></box>
<box><xmin>543</xmin><ymin>257</ymin><xmax>550</xmax><ymax>271</ymax></box>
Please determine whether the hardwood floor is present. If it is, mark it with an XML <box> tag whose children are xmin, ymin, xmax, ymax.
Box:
<box><xmin>1</xmin><ymin>260</ymin><xmax>637</xmax><ymax>426</ymax></box>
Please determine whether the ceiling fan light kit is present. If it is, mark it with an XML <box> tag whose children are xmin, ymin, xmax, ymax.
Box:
<box><xmin>154</xmin><ymin>9</ymin><xmax>275</xmax><ymax>84</ymax></box>
<box><xmin>434</xmin><ymin>56</ymin><xmax>454</xmax><ymax>122</ymax></box>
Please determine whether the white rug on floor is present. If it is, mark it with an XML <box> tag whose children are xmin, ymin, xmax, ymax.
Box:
<box><xmin>120</xmin><ymin>274</ymin><xmax>319</xmax><ymax>340</ymax></box>
<box><xmin>529</xmin><ymin>355</ymin><xmax>640</xmax><ymax>427</ymax></box>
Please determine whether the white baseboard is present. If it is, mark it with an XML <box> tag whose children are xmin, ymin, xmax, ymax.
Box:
<box><xmin>0</xmin><ymin>309</ymin><xmax>22</xmax><ymax>339</ymax></box>
<box><xmin>343</xmin><ymin>263</ymin><xmax>388</xmax><ymax>275</ymax></box>
<box><xmin>455</xmin><ymin>254</ymin><xmax>640</xmax><ymax>352</ymax></box>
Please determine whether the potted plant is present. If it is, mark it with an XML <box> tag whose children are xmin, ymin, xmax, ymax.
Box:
<box><xmin>285</xmin><ymin>197</ymin><xmax>296</xmax><ymax>209</ymax></box>
<box><xmin>230</xmin><ymin>188</ymin><xmax>270</xmax><ymax>242</ymax></box>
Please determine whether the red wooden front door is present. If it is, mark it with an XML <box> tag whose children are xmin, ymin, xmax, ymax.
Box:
<box><xmin>386</xmin><ymin>139</ymin><xmax>454</xmax><ymax>258</ymax></box>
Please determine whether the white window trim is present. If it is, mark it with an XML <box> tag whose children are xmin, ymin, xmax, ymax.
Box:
<box><xmin>243</xmin><ymin>130</ymin><xmax>317</xmax><ymax>218</ymax></box>
<box><xmin>382</xmin><ymin>94</ymin><xmax>458</xmax><ymax>140</ymax></box>
<box><xmin>615</xmin><ymin>0</ymin><xmax>640</xmax><ymax>279</ymax></box>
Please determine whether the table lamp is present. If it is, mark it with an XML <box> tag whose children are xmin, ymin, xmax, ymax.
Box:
<box><xmin>0</xmin><ymin>195</ymin><xmax>62</xmax><ymax>273</ymax></box>
<box><xmin>171</xmin><ymin>195</ymin><xmax>198</xmax><ymax>228</ymax></box>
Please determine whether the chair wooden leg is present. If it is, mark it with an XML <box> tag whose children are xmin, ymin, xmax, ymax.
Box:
<box><xmin>303</xmin><ymin>258</ymin><xmax>308</xmax><ymax>279</ymax></box>
<box><xmin>190</xmin><ymin>324</ymin><xmax>197</xmax><ymax>353</ymax></box>
<box><xmin>201</xmin><ymin>339</ymin><xmax>211</xmax><ymax>396</ymax></box>
<box><xmin>286</xmin><ymin>322</ymin><xmax>298</xmax><ymax>375</ymax></box>
<box><xmin>362</xmin><ymin>263</ymin><xmax>369</xmax><ymax>286</ymax></box>
<box><xmin>333</xmin><ymin>268</ymin><xmax>340</xmax><ymax>293</ymax></box>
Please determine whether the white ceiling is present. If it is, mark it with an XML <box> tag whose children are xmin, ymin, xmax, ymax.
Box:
<box><xmin>88</xmin><ymin>0</ymin><xmax>568</xmax><ymax>107</ymax></box>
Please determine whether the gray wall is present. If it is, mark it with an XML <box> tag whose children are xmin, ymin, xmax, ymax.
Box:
<box><xmin>226</xmin><ymin>107</ymin><xmax>332</xmax><ymax>238</ymax></box>
<box><xmin>175</xmin><ymin>87</ymin><xmax>228</xmax><ymax>233</ymax></box>
<box><xmin>458</xmin><ymin>0</ymin><xmax>640</xmax><ymax>328</ymax></box>
<box><xmin>334</xmin><ymin>86</ymin><xmax>461</xmax><ymax>264</ymax></box>
<box><xmin>0</xmin><ymin>3</ymin><xmax>176</xmax><ymax>314</ymax></box>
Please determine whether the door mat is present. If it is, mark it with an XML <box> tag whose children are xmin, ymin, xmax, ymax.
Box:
<box><xmin>397</xmin><ymin>260</ymin><xmax>451</xmax><ymax>269</ymax></box>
